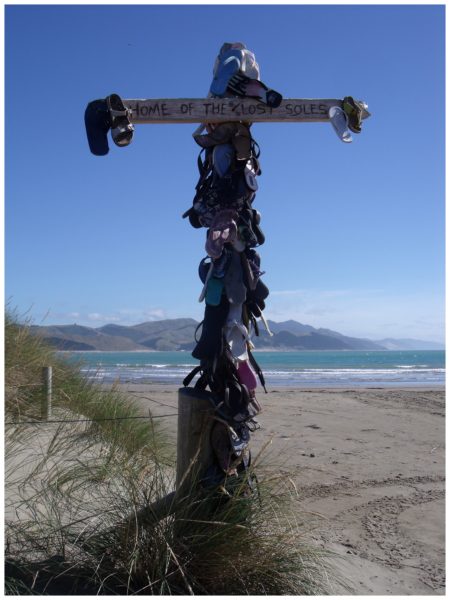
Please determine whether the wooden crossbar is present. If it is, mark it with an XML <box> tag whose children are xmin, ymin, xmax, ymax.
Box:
<box><xmin>123</xmin><ymin>98</ymin><xmax>370</xmax><ymax>125</ymax></box>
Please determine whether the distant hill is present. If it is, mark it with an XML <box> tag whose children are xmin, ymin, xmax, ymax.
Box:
<box><xmin>29</xmin><ymin>318</ymin><xmax>442</xmax><ymax>352</ymax></box>
<box><xmin>30</xmin><ymin>319</ymin><xmax>198</xmax><ymax>352</ymax></box>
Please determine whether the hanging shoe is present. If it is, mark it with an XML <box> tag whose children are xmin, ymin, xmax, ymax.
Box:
<box><xmin>227</xmin><ymin>73</ymin><xmax>283</xmax><ymax>108</ymax></box>
<box><xmin>210</xmin><ymin>48</ymin><xmax>244</xmax><ymax>96</ymax></box>
<box><xmin>212</xmin><ymin>143</ymin><xmax>235</xmax><ymax>178</ymax></box>
<box><xmin>343</xmin><ymin>96</ymin><xmax>368</xmax><ymax>134</ymax></box>
<box><xmin>237</xmin><ymin>360</ymin><xmax>258</xmax><ymax>391</ymax></box>
<box><xmin>194</xmin><ymin>122</ymin><xmax>252</xmax><ymax>161</ymax></box>
<box><xmin>84</xmin><ymin>98</ymin><xmax>111</xmax><ymax>156</ymax></box>
<box><xmin>192</xmin><ymin>294</ymin><xmax>229</xmax><ymax>360</ymax></box>
<box><xmin>213</xmin><ymin>248</ymin><xmax>233</xmax><ymax>278</ymax></box>
<box><xmin>106</xmin><ymin>93</ymin><xmax>134</xmax><ymax>147</ymax></box>
<box><xmin>206</xmin><ymin>210</ymin><xmax>238</xmax><ymax>259</ymax></box>
<box><xmin>205</xmin><ymin>277</ymin><xmax>224</xmax><ymax>306</ymax></box>
<box><xmin>223</xmin><ymin>249</ymin><xmax>247</xmax><ymax>304</ymax></box>
<box><xmin>328</xmin><ymin>106</ymin><xmax>353</xmax><ymax>143</ymax></box>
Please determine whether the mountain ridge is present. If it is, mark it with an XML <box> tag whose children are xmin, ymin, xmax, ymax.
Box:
<box><xmin>29</xmin><ymin>319</ymin><xmax>444</xmax><ymax>352</ymax></box>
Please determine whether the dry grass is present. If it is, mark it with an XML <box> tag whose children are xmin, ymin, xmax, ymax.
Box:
<box><xmin>5</xmin><ymin>311</ymin><xmax>331</xmax><ymax>595</ymax></box>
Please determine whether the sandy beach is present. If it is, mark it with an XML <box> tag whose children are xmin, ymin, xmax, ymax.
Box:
<box><xmin>119</xmin><ymin>383</ymin><xmax>445</xmax><ymax>595</ymax></box>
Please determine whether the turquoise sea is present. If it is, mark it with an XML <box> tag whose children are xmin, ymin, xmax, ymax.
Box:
<box><xmin>62</xmin><ymin>350</ymin><xmax>445</xmax><ymax>388</ymax></box>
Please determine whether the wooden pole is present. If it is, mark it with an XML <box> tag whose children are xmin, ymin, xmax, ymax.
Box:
<box><xmin>123</xmin><ymin>97</ymin><xmax>370</xmax><ymax>125</ymax></box>
<box><xmin>176</xmin><ymin>387</ymin><xmax>215</xmax><ymax>497</ymax></box>
<box><xmin>112</xmin><ymin>388</ymin><xmax>215</xmax><ymax>532</ymax></box>
<box><xmin>41</xmin><ymin>366</ymin><xmax>52</xmax><ymax>421</ymax></box>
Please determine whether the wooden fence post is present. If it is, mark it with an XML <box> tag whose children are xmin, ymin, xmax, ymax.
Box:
<box><xmin>41</xmin><ymin>366</ymin><xmax>52</xmax><ymax>421</ymax></box>
<box><xmin>114</xmin><ymin>387</ymin><xmax>215</xmax><ymax>532</ymax></box>
<box><xmin>176</xmin><ymin>387</ymin><xmax>215</xmax><ymax>497</ymax></box>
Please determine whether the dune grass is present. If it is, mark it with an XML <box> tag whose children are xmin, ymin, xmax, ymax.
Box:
<box><xmin>5</xmin><ymin>311</ymin><xmax>331</xmax><ymax>595</ymax></box>
<box><xmin>5</xmin><ymin>311</ymin><xmax>171</xmax><ymax>460</ymax></box>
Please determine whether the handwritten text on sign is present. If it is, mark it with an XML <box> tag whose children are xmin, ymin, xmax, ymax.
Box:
<box><xmin>123</xmin><ymin>98</ymin><xmax>337</xmax><ymax>124</ymax></box>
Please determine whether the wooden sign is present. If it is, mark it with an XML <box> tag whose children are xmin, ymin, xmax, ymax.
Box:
<box><xmin>123</xmin><ymin>98</ymin><xmax>370</xmax><ymax>125</ymax></box>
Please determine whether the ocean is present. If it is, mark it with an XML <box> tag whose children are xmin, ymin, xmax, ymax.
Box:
<box><xmin>61</xmin><ymin>350</ymin><xmax>445</xmax><ymax>388</ymax></box>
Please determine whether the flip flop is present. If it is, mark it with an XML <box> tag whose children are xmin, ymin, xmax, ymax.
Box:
<box><xmin>251</xmin><ymin>209</ymin><xmax>265</xmax><ymax>245</ymax></box>
<box><xmin>224</xmin><ymin>249</ymin><xmax>247</xmax><ymax>304</ymax></box>
<box><xmin>232</xmin><ymin>237</ymin><xmax>246</xmax><ymax>252</ymax></box>
<box><xmin>198</xmin><ymin>259</ymin><xmax>213</xmax><ymax>302</ymax></box>
<box><xmin>194</xmin><ymin>122</ymin><xmax>237</xmax><ymax>148</ymax></box>
<box><xmin>194</xmin><ymin>123</ymin><xmax>252</xmax><ymax>161</ymax></box>
<box><xmin>212</xmin><ymin>143</ymin><xmax>235</xmax><ymax>178</ymax></box>
<box><xmin>328</xmin><ymin>106</ymin><xmax>352</xmax><ymax>143</ymax></box>
<box><xmin>225</xmin><ymin>379</ymin><xmax>250</xmax><ymax>418</ymax></box>
<box><xmin>192</xmin><ymin>294</ymin><xmax>229</xmax><ymax>360</ymax></box>
<box><xmin>205</xmin><ymin>210</ymin><xmax>238</xmax><ymax>259</ymax></box>
<box><xmin>84</xmin><ymin>99</ymin><xmax>111</xmax><ymax>156</ymax></box>
<box><xmin>225</xmin><ymin>321</ymin><xmax>250</xmax><ymax>362</ymax></box>
<box><xmin>205</xmin><ymin>277</ymin><xmax>224</xmax><ymax>306</ymax></box>
<box><xmin>198</xmin><ymin>256</ymin><xmax>213</xmax><ymax>284</ymax></box>
<box><xmin>211</xmin><ymin>420</ymin><xmax>233</xmax><ymax>473</ymax></box>
<box><xmin>213</xmin><ymin>248</ymin><xmax>232</xmax><ymax>278</ymax></box>
<box><xmin>227</xmin><ymin>302</ymin><xmax>243</xmax><ymax>324</ymax></box>
<box><xmin>237</xmin><ymin>360</ymin><xmax>258</xmax><ymax>391</ymax></box>
<box><xmin>244</xmin><ymin>160</ymin><xmax>259</xmax><ymax>191</ymax></box>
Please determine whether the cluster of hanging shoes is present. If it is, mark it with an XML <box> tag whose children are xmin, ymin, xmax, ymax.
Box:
<box><xmin>182</xmin><ymin>43</ymin><xmax>282</xmax><ymax>489</ymax></box>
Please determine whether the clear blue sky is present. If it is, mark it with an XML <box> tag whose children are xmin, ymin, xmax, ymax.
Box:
<box><xmin>5</xmin><ymin>4</ymin><xmax>445</xmax><ymax>342</ymax></box>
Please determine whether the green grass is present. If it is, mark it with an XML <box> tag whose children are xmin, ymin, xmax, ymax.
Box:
<box><xmin>5</xmin><ymin>311</ymin><xmax>332</xmax><ymax>595</ymax></box>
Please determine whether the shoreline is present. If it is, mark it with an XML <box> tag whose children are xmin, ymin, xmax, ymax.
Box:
<box><xmin>101</xmin><ymin>382</ymin><xmax>446</xmax><ymax>392</ymax></box>
<box><xmin>65</xmin><ymin>349</ymin><xmax>446</xmax><ymax>388</ymax></box>
<box><xmin>59</xmin><ymin>348</ymin><xmax>445</xmax><ymax>353</ymax></box>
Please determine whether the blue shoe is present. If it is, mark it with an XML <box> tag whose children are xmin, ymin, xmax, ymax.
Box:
<box><xmin>212</xmin><ymin>143</ymin><xmax>235</xmax><ymax>177</ymax></box>
<box><xmin>210</xmin><ymin>48</ymin><xmax>244</xmax><ymax>96</ymax></box>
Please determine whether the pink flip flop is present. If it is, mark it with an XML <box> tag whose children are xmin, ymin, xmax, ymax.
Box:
<box><xmin>205</xmin><ymin>209</ymin><xmax>238</xmax><ymax>259</ymax></box>
<box><xmin>237</xmin><ymin>360</ymin><xmax>258</xmax><ymax>391</ymax></box>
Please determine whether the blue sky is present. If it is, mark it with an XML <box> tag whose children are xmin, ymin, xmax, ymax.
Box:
<box><xmin>5</xmin><ymin>4</ymin><xmax>445</xmax><ymax>342</ymax></box>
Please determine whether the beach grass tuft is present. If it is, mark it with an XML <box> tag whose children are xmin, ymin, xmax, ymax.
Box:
<box><xmin>5</xmin><ymin>311</ymin><xmax>331</xmax><ymax>595</ymax></box>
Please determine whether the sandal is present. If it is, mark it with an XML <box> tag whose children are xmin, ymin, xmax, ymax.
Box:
<box><xmin>227</xmin><ymin>73</ymin><xmax>282</xmax><ymax>108</ymax></box>
<box><xmin>343</xmin><ymin>96</ymin><xmax>367</xmax><ymax>134</ymax></box>
<box><xmin>205</xmin><ymin>209</ymin><xmax>238</xmax><ymax>259</ymax></box>
<box><xmin>106</xmin><ymin>93</ymin><xmax>134</xmax><ymax>147</ymax></box>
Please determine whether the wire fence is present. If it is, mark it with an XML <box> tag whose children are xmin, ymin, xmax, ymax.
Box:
<box><xmin>4</xmin><ymin>413</ymin><xmax>179</xmax><ymax>426</ymax></box>
<box><xmin>5</xmin><ymin>385</ymin><xmax>180</xmax><ymax>426</ymax></box>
